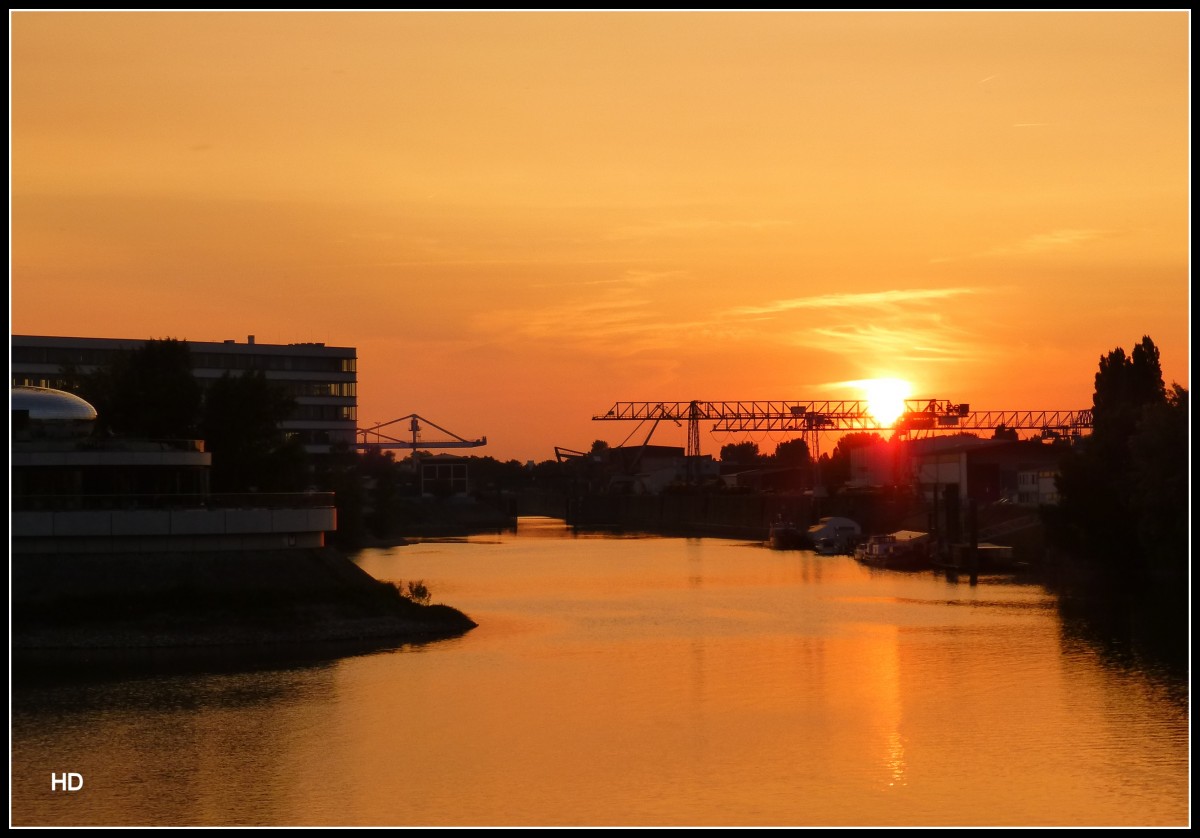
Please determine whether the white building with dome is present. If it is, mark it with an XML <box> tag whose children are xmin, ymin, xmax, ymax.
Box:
<box><xmin>12</xmin><ymin>386</ymin><xmax>336</xmax><ymax>554</ymax></box>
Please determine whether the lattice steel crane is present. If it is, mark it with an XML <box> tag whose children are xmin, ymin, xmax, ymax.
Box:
<box><xmin>592</xmin><ymin>399</ymin><xmax>1093</xmax><ymax>457</ymax></box>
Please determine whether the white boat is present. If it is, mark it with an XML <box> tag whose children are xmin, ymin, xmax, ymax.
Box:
<box><xmin>807</xmin><ymin>516</ymin><xmax>862</xmax><ymax>555</ymax></box>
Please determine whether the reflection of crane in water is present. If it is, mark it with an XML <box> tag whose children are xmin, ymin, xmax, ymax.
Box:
<box><xmin>592</xmin><ymin>399</ymin><xmax>1094</xmax><ymax>457</ymax></box>
<box><xmin>357</xmin><ymin>414</ymin><xmax>486</xmax><ymax>453</ymax></box>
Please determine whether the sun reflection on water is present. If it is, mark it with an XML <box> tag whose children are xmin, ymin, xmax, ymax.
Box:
<box><xmin>885</xmin><ymin>729</ymin><xmax>908</xmax><ymax>788</ymax></box>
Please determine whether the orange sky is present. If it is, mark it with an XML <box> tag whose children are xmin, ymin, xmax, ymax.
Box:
<box><xmin>10</xmin><ymin>11</ymin><xmax>1190</xmax><ymax>463</ymax></box>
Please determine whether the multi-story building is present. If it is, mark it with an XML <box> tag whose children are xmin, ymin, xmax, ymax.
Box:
<box><xmin>11</xmin><ymin>334</ymin><xmax>357</xmax><ymax>454</ymax></box>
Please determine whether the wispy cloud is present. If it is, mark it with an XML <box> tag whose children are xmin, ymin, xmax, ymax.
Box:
<box><xmin>932</xmin><ymin>228</ymin><xmax>1107</xmax><ymax>264</ymax></box>
<box><xmin>474</xmin><ymin>287</ymin><xmax>709</xmax><ymax>356</ymax></box>
<box><xmin>796</xmin><ymin>320</ymin><xmax>979</xmax><ymax>363</ymax></box>
<box><xmin>983</xmin><ymin>228</ymin><xmax>1105</xmax><ymax>257</ymax></box>
<box><xmin>575</xmin><ymin>269</ymin><xmax>688</xmax><ymax>288</ymax></box>
<box><xmin>605</xmin><ymin>218</ymin><xmax>795</xmax><ymax>242</ymax></box>
<box><xmin>361</xmin><ymin>256</ymin><xmax>634</xmax><ymax>268</ymax></box>
<box><xmin>727</xmin><ymin>287</ymin><xmax>974</xmax><ymax>318</ymax></box>
<box><xmin>723</xmin><ymin>287</ymin><xmax>986</xmax><ymax>364</ymax></box>
<box><xmin>475</xmin><ymin>282</ymin><xmax>987</xmax><ymax>366</ymax></box>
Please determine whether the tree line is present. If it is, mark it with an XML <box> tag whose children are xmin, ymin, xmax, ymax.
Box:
<box><xmin>1044</xmin><ymin>336</ymin><xmax>1187</xmax><ymax>584</ymax></box>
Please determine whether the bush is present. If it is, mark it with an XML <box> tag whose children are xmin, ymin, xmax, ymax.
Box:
<box><xmin>389</xmin><ymin>579</ymin><xmax>432</xmax><ymax>606</ymax></box>
<box><xmin>405</xmin><ymin>580</ymin><xmax>432</xmax><ymax>605</ymax></box>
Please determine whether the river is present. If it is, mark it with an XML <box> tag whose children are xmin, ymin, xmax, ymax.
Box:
<box><xmin>10</xmin><ymin>517</ymin><xmax>1190</xmax><ymax>827</ymax></box>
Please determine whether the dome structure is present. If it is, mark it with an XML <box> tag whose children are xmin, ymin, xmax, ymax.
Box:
<box><xmin>12</xmin><ymin>386</ymin><xmax>98</xmax><ymax>437</ymax></box>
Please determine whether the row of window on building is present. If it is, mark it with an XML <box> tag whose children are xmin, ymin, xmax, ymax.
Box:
<box><xmin>12</xmin><ymin>345</ymin><xmax>356</xmax><ymax>374</ymax></box>
<box><xmin>12</xmin><ymin>335</ymin><xmax>360</xmax><ymax>456</ymax></box>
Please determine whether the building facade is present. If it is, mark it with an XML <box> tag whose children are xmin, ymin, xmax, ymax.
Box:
<box><xmin>909</xmin><ymin>437</ymin><xmax>1063</xmax><ymax>507</ymax></box>
<box><xmin>11</xmin><ymin>334</ymin><xmax>357</xmax><ymax>454</ymax></box>
<box><xmin>12</xmin><ymin>386</ymin><xmax>336</xmax><ymax>554</ymax></box>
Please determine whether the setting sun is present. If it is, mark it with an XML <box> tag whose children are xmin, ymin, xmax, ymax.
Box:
<box><xmin>855</xmin><ymin>378</ymin><xmax>913</xmax><ymax>427</ymax></box>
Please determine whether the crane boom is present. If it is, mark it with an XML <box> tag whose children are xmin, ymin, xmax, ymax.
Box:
<box><xmin>593</xmin><ymin>400</ymin><xmax>1093</xmax><ymax>446</ymax></box>
<box><xmin>357</xmin><ymin>414</ymin><xmax>487</xmax><ymax>450</ymax></box>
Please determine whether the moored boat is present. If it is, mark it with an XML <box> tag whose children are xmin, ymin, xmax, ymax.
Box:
<box><xmin>932</xmin><ymin>542</ymin><xmax>1020</xmax><ymax>573</ymax></box>
<box><xmin>807</xmin><ymin>516</ymin><xmax>862</xmax><ymax>555</ymax></box>
<box><xmin>768</xmin><ymin>519</ymin><xmax>807</xmax><ymax>550</ymax></box>
<box><xmin>854</xmin><ymin>530</ymin><xmax>932</xmax><ymax>569</ymax></box>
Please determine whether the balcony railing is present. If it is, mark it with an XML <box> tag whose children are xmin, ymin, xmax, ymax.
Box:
<box><xmin>12</xmin><ymin>492</ymin><xmax>336</xmax><ymax>512</ymax></box>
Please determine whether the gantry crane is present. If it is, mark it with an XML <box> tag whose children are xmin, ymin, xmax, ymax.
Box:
<box><xmin>592</xmin><ymin>399</ymin><xmax>1093</xmax><ymax>458</ymax></box>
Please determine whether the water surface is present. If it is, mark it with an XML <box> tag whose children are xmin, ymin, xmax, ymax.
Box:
<box><xmin>11</xmin><ymin>518</ymin><xmax>1189</xmax><ymax>826</ymax></box>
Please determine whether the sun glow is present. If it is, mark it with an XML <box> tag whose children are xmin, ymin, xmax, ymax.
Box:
<box><xmin>855</xmin><ymin>378</ymin><xmax>913</xmax><ymax>427</ymax></box>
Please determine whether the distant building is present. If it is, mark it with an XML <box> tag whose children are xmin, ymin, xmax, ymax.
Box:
<box><xmin>1016</xmin><ymin>467</ymin><xmax>1061</xmax><ymax>506</ymax></box>
<box><xmin>11</xmin><ymin>334</ymin><xmax>357</xmax><ymax>454</ymax></box>
<box><xmin>908</xmin><ymin>437</ymin><xmax>1063</xmax><ymax>507</ymax></box>
<box><xmin>721</xmin><ymin>464</ymin><xmax>811</xmax><ymax>494</ymax></box>
<box><xmin>846</xmin><ymin>442</ymin><xmax>905</xmax><ymax>488</ymax></box>
<box><xmin>419</xmin><ymin>454</ymin><xmax>471</xmax><ymax>497</ymax></box>
<box><xmin>606</xmin><ymin>445</ymin><xmax>719</xmax><ymax>493</ymax></box>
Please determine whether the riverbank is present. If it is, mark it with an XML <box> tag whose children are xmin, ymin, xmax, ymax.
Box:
<box><xmin>560</xmin><ymin>491</ymin><xmax>1054</xmax><ymax>566</ymax></box>
<box><xmin>11</xmin><ymin>546</ymin><xmax>477</xmax><ymax>650</ymax></box>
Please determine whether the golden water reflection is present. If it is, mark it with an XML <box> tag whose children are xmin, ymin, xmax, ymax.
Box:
<box><xmin>11</xmin><ymin>520</ymin><xmax>1189</xmax><ymax>826</ymax></box>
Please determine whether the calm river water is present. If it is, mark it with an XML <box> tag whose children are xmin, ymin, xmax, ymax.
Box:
<box><xmin>10</xmin><ymin>517</ymin><xmax>1190</xmax><ymax>827</ymax></box>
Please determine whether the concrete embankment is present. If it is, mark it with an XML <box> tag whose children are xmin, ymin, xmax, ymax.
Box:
<box><xmin>12</xmin><ymin>547</ymin><xmax>477</xmax><ymax>650</ymax></box>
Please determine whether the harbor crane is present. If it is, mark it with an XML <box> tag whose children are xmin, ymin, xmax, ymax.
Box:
<box><xmin>357</xmin><ymin>414</ymin><xmax>486</xmax><ymax>453</ymax></box>
<box><xmin>592</xmin><ymin>399</ymin><xmax>1093</xmax><ymax>457</ymax></box>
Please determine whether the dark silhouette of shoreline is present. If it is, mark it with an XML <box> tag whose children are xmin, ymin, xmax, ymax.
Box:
<box><xmin>12</xmin><ymin>546</ymin><xmax>476</xmax><ymax>652</ymax></box>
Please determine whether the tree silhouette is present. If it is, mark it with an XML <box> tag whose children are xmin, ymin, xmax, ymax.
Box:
<box><xmin>200</xmin><ymin>371</ymin><xmax>306</xmax><ymax>492</ymax></box>
<box><xmin>823</xmin><ymin>432</ymin><xmax>885</xmax><ymax>488</ymax></box>
<box><xmin>1047</xmin><ymin>335</ymin><xmax>1181</xmax><ymax>580</ymax></box>
<box><xmin>1128</xmin><ymin>383</ymin><xmax>1188</xmax><ymax>582</ymax></box>
<box><xmin>772</xmin><ymin>438</ymin><xmax>810</xmax><ymax>467</ymax></box>
<box><xmin>74</xmin><ymin>338</ymin><xmax>202</xmax><ymax>439</ymax></box>
<box><xmin>720</xmin><ymin>440</ymin><xmax>761</xmax><ymax>466</ymax></box>
<box><xmin>992</xmin><ymin>424</ymin><xmax>1019</xmax><ymax>441</ymax></box>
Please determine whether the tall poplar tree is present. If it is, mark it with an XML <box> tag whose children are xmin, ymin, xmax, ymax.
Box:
<box><xmin>1047</xmin><ymin>336</ymin><xmax>1181</xmax><ymax>579</ymax></box>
